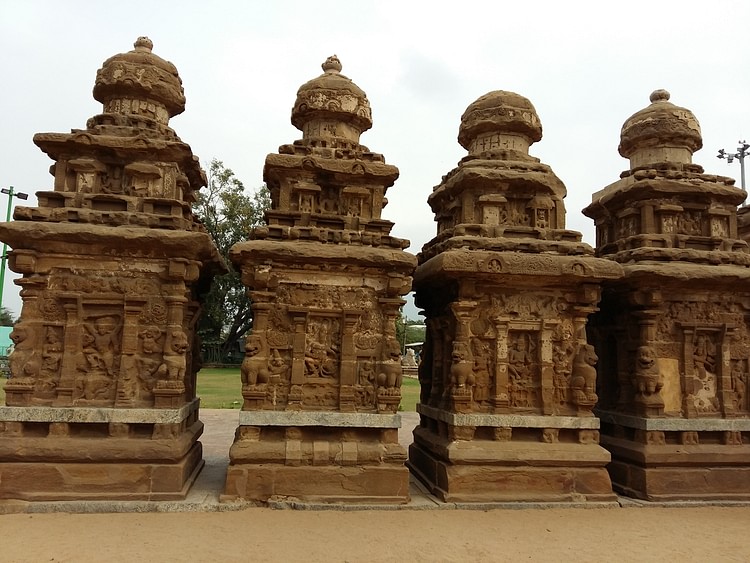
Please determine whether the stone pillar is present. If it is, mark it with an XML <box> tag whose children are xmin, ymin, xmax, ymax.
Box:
<box><xmin>0</xmin><ymin>37</ymin><xmax>224</xmax><ymax>501</ymax></box>
<box><xmin>410</xmin><ymin>90</ymin><xmax>622</xmax><ymax>503</ymax></box>
<box><xmin>223</xmin><ymin>56</ymin><xmax>416</xmax><ymax>504</ymax></box>
<box><xmin>585</xmin><ymin>90</ymin><xmax>750</xmax><ymax>501</ymax></box>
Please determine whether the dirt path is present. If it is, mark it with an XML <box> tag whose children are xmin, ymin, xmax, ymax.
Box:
<box><xmin>2</xmin><ymin>506</ymin><xmax>749</xmax><ymax>562</ymax></box>
<box><xmin>2</xmin><ymin>410</ymin><xmax>750</xmax><ymax>562</ymax></box>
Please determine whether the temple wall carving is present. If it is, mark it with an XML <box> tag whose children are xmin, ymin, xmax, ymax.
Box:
<box><xmin>2</xmin><ymin>39</ymin><xmax>750</xmax><ymax>507</ymax></box>
<box><xmin>223</xmin><ymin>56</ymin><xmax>416</xmax><ymax>504</ymax></box>
<box><xmin>0</xmin><ymin>37</ymin><xmax>223</xmax><ymax>501</ymax></box>
<box><xmin>585</xmin><ymin>91</ymin><xmax>750</xmax><ymax>501</ymax></box>
<box><xmin>409</xmin><ymin>90</ymin><xmax>621</xmax><ymax>503</ymax></box>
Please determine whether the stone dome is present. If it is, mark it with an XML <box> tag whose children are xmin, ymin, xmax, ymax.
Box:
<box><xmin>291</xmin><ymin>56</ymin><xmax>372</xmax><ymax>145</ymax></box>
<box><xmin>93</xmin><ymin>37</ymin><xmax>186</xmax><ymax>125</ymax></box>
<box><xmin>458</xmin><ymin>90</ymin><xmax>543</xmax><ymax>155</ymax></box>
<box><xmin>619</xmin><ymin>89</ymin><xmax>702</xmax><ymax>168</ymax></box>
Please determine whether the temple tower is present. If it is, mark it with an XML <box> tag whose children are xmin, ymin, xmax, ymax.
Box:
<box><xmin>409</xmin><ymin>91</ymin><xmax>621</xmax><ymax>502</ymax></box>
<box><xmin>584</xmin><ymin>90</ymin><xmax>750</xmax><ymax>501</ymax></box>
<box><xmin>0</xmin><ymin>38</ymin><xmax>224</xmax><ymax>500</ymax></box>
<box><xmin>223</xmin><ymin>57</ymin><xmax>416</xmax><ymax>503</ymax></box>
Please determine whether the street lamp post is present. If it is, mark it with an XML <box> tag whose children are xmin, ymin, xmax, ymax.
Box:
<box><xmin>717</xmin><ymin>140</ymin><xmax>750</xmax><ymax>192</ymax></box>
<box><xmin>0</xmin><ymin>186</ymin><xmax>29</xmax><ymax>313</ymax></box>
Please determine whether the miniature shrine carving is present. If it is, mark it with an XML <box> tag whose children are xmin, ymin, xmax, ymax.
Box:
<box><xmin>223</xmin><ymin>56</ymin><xmax>416</xmax><ymax>503</ymax></box>
<box><xmin>2</xmin><ymin>38</ymin><xmax>749</xmax><ymax>507</ymax></box>
<box><xmin>0</xmin><ymin>37</ymin><xmax>223</xmax><ymax>501</ymax></box>
<box><xmin>585</xmin><ymin>90</ymin><xmax>750</xmax><ymax>501</ymax></box>
<box><xmin>409</xmin><ymin>90</ymin><xmax>622</xmax><ymax>503</ymax></box>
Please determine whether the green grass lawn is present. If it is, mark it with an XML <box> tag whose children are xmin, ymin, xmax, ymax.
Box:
<box><xmin>195</xmin><ymin>369</ymin><xmax>420</xmax><ymax>411</ymax></box>
<box><xmin>196</xmin><ymin>368</ymin><xmax>243</xmax><ymax>409</ymax></box>
<box><xmin>400</xmin><ymin>377</ymin><xmax>420</xmax><ymax>412</ymax></box>
<box><xmin>0</xmin><ymin>371</ymin><xmax>420</xmax><ymax>411</ymax></box>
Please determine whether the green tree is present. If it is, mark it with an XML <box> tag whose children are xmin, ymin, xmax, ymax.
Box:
<box><xmin>193</xmin><ymin>159</ymin><xmax>270</xmax><ymax>361</ymax></box>
<box><xmin>395</xmin><ymin>312</ymin><xmax>426</xmax><ymax>354</ymax></box>
<box><xmin>0</xmin><ymin>307</ymin><xmax>14</xmax><ymax>327</ymax></box>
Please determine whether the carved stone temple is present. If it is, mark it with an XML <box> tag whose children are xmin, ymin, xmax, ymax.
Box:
<box><xmin>409</xmin><ymin>91</ymin><xmax>623</xmax><ymax>502</ymax></box>
<box><xmin>0</xmin><ymin>38</ymin><xmax>223</xmax><ymax>500</ymax></box>
<box><xmin>584</xmin><ymin>90</ymin><xmax>750</xmax><ymax>501</ymax></box>
<box><xmin>222</xmin><ymin>56</ymin><xmax>416</xmax><ymax>503</ymax></box>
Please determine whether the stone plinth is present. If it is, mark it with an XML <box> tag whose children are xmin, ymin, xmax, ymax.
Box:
<box><xmin>0</xmin><ymin>401</ymin><xmax>203</xmax><ymax>500</ymax></box>
<box><xmin>584</xmin><ymin>90</ymin><xmax>750</xmax><ymax>501</ymax></box>
<box><xmin>223</xmin><ymin>57</ymin><xmax>416</xmax><ymax>504</ymax></box>
<box><xmin>224</xmin><ymin>413</ymin><xmax>407</xmax><ymax>503</ymax></box>
<box><xmin>410</xmin><ymin>407</ymin><xmax>612</xmax><ymax>502</ymax></box>
<box><xmin>0</xmin><ymin>38</ymin><xmax>224</xmax><ymax>501</ymax></box>
<box><xmin>409</xmin><ymin>91</ymin><xmax>621</xmax><ymax>503</ymax></box>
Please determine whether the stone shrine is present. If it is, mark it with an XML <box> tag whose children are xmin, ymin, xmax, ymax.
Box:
<box><xmin>0</xmin><ymin>38</ymin><xmax>224</xmax><ymax>500</ymax></box>
<box><xmin>222</xmin><ymin>57</ymin><xmax>416</xmax><ymax>503</ymax></box>
<box><xmin>409</xmin><ymin>91</ymin><xmax>622</xmax><ymax>502</ymax></box>
<box><xmin>584</xmin><ymin>90</ymin><xmax>750</xmax><ymax>501</ymax></box>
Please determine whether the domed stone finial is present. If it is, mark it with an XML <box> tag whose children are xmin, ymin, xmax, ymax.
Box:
<box><xmin>458</xmin><ymin>90</ymin><xmax>542</xmax><ymax>156</ymax></box>
<box><xmin>322</xmin><ymin>55</ymin><xmax>342</xmax><ymax>74</ymax></box>
<box><xmin>649</xmin><ymin>89</ymin><xmax>670</xmax><ymax>103</ymax></box>
<box><xmin>619</xmin><ymin>90</ymin><xmax>702</xmax><ymax>168</ymax></box>
<box><xmin>290</xmin><ymin>57</ymin><xmax>372</xmax><ymax>144</ymax></box>
<box><xmin>93</xmin><ymin>38</ymin><xmax>186</xmax><ymax>123</ymax></box>
<box><xmin>134</xmin><ymin>36</ymin><xmax>153</xmax><ymax>52</ymax></box>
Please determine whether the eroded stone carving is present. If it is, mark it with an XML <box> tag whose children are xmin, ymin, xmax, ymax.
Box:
<box><xmin>409</xmin><ymin>90</ymin><xmax>622</xmax><ymax>503</ymax></box>
<box><xmin>0</xmin><ymin>37</ymin><xmax>223</xmax><ymax>501</ymax></box>
<box><xmin>585</xmin><ymin>90</ymin><xmax>750</xmax><ymax>501</ymax></box>
<box><xmin>224</xmin><ymin>57</ymin><xmax>416</xmax><ymax>504</ymax></box>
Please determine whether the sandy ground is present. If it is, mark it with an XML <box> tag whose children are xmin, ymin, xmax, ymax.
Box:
<box><xmin>2</xmin><ymin>410</ymin><xmax>750</xmax><ymax>562</ymax></box>
<box><xmin>3</xmin><ymin>506</ymin><xmax>750</xmax><ymax>562</ymax></box>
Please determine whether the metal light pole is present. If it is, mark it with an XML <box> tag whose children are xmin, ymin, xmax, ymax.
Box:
<box><xmin>0</xmin><ymin>186</ymin><xmax>29</xmax><ymax>313</ymax></box>
<box><xmin>717</xmin><ymin>140</ymin><xmax>750</xmax><ymax>192</ymax></box>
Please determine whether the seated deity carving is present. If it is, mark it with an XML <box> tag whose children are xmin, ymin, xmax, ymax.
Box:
<box><xmin>267</xmin><ymin>349</ymin><xmax>289</xmax><ymax>382</ymax></box>
<box><xmin>508</xmin><ymin>333</ymin><xmax>532</xmax><ymax>380</ymax></box>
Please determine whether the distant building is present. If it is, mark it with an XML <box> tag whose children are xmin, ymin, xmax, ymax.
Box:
<box><xmin>0</xmin><ymin>326</ymin><xmax>12</xmax><ymax>357</ymax></box>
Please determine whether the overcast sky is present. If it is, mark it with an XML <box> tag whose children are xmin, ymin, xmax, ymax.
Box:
<box><xmin>1</xmin><ymin>1</ymin><xmax>749</xmax><ymax>319</ymax></box>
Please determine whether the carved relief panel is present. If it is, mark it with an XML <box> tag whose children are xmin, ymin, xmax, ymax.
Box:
<box><xmin>67</xmin><ymin>157</ymin><xmax>107</xmax><ymax>194</ymax></box>
<box><xmin>593</xmin><ymin>293</ymin><xmax>750</xmax><ymax>418</ymax></box>
<box><xmin>240</xmin><ymin>281</ymin><xmax>404</xmax><ymax>413</ymax></box>
<box><xmin>684</xmin><ymin>330</ymin><xmax>720</xmax><ymax>414</ymax></box>
<box><xmin>304</xmin><ymin>316</ymin><xmax>341</xmax><ymax>382</ymax></box>
<box><xmin>75</xmin><ymin>311</ymin><xmax>122</xmax><ymax>405</ymax></box>
<box><xmin>507</xmin><ymin>330</ymin><xmax>540</xmax><ymax>408</ymax></box>
<box><xmin>419</xmin><ymin>288</ymin><xmax>600</xmax><ymax>416</ymax></box>
<box><xmin>4</xmin><ymin>266</ymin><xmax>197</xmax><ymax>409</ymax></box>
<box><xmin>617</xmin><ymin>211</ymin><xmax>640</xmax><ymax>239</ymax></box>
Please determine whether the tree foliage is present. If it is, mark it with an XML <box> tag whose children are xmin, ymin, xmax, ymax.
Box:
<box><xmin>193</xmin><ymin>159</ymin><xmax>270</xmax><ymax>361</ymax></box>
<box><xmin>0</xmin><ymin>307</ymin><xmax>14</xmax><ymax>327</ymax></box>
<box><xmin>395</xmin><ymin>312</ymin><xmax>426</xmax><ymax>353</ymax></box>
